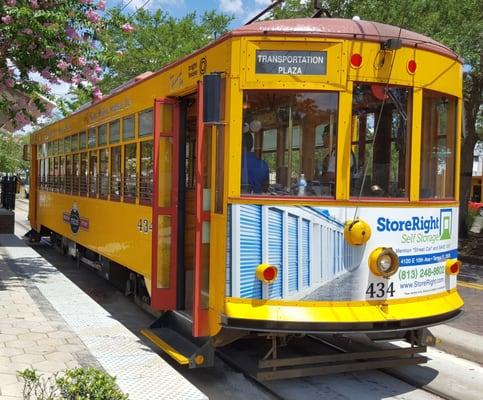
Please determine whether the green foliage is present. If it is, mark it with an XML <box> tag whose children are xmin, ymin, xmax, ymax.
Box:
<box><xmin>0</xmin><ymin>131</ymin><xmax>28</xmax><ymax>174</ymax></box>
<box><xmin>18</xmin><ymin>367</ymin><xmax>128</xmax><ymax>400</ymax></box>
<box><xmin>96</xmin><ymin>8</ymin><xmax>233</xmax><ymax>96</ymax></box>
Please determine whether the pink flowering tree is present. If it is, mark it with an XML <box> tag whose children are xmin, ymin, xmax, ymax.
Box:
<box><xmin>0</xmin><ymin>0</ymin><xmax>113</xmax><ymax>128</ymax></box>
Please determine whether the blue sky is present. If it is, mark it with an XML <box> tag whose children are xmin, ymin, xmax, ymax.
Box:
<box><xmin>108</xmin><ymin>0</ymin><xmax>274</xmax><ymax>28</ymax></box>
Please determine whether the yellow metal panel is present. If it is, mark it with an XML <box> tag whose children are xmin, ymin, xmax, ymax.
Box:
<box><xmin>225</xmin><ymin>290</ymin><xmax>463</xmax><ymax>324</ymax></box>
<box><xmin>336</xmin><ymin>83</ymin><xmax>353</xmax><ymax>200</ymax></box>
<box><xmin>410</xmin><ymin>88</ymin><xmax>423</xmax><ymax>201</ymax></box>
<box><xmin>36</xmin><ymin>192</ymin><xmax>152</xmax><ymax>278</ymax></box>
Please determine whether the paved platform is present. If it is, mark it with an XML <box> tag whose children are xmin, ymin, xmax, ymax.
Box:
<box><xmin>0</xmin><ymin>234</ymin><xmax>207</xmax><ymax>400</ymax></box>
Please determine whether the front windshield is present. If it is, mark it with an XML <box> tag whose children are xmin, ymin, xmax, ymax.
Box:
<box><xmin>241</xmin><ymin>91</ymin><xmax>339</xmax><ymax>197</ymax></box>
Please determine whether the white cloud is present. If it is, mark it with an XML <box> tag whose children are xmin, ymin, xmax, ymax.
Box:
<box><xmin>220</xmin><ymin>0</ymin><xmax>244</xmax><ymax>15</ymax></box>
<box><xmin>122</xmin><ymin>0</ymin><xmax>183</xmax><ymax>11</ymax></box>
<box><xmin>254</xmin><ymin>0</ymin><xmax>271</xmax><ymax>5</ymax></box>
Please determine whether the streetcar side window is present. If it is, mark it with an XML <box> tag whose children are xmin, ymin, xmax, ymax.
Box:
<box><xmin>350</xmin><ymin>83</ymin><xmax>412</xmax><ymax>198</ymax></box>
<box><xmin>79</xmin><ymin>131</ymin><xmax>87</xmax><ymax>149</ymax></box>
<box><xmin>64</xmin><ymin>136</ymin><xmax>71</xmax><ymax>153</ymax></box>
<box><xmin>65</xmin><ymin>155</ymin><xmax>72</xmax><ymax>193</ymax></box>
<box><xmin>60</xmin><ymin>156</ymin><xmax>65</xmax><ymax>192</ymax></box>
<box><xmin>420</xmin><ymin>92</ymin><xmax>457</xmax><ymax>199</ymax></box>
<box><xmin>80</xmin><ymin>152</ymin><xmax>88</xmax><ymax>196</ymax></box>
<box><xmin>89</xmin><ymin>150</ymin><xmax>98</xmax><ymax>197</ymax></box>
<box><xmin>241</xmin><ymin>91</ymin><xmax>339</xmax><ymax>197</ymax></box>
<box><xmin>109</xmin><ymin>119</ymin><xmax>120</xmax><ymax>144</ymax></box>
<box><xmin>73</xmin><ymin>153</ymin><xmax>80</xmax><ymax>195</ymax></box>
<box><xmin>110</xmin><ymin>146</ymin><xmax>122</xmax><ymax>199</ymax></box>
<box><xmin>71</xmin><ymin>134</ymin><xmax>79</xmax><ymax>152</ymax></box>
<box><xmin>99</xmin><ymin>148</ymin><xmax>109</xmax><ymax>198</ymax></box>
<box><xmin>123</xmin><ymin>115</ymin><xmax>135</xmax><ymax>140</ymax></box>
<box><xmin>140</xmin><ymin>140</ymin><xmax>153</xmax><ymax>203</ymax></box>
<box><xmin>98</xmin><ymin>124</ymin><xmax>108</xmax><ymax>146</ymax></box>
<box><xmin>139</xmin><ymin>109</ymin><xmax>153</xmax><ymax>137</ymax></box>
<box><xmin>88</xmin><ymin>128</ymin><xmax>96</xmax><ymax>148</ymax></box>
<box><xmin>124</xmin><ymin>143</ymin><xmax>137</xmax><ymax>202</ymax></box>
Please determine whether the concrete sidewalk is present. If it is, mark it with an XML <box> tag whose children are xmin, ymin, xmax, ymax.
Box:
<box><xmin>0</xmin><ymin>234</ymin><xmax>207</xmax><ymax>400</ymax></box>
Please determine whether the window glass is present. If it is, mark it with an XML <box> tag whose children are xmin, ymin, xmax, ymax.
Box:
<box><xmin>88</xmin><ymin>128</ymin><xmax>96</xmax><ymax>148</ymax></box>
<box><xmin>79</xmin><ymin>131</ymin><xmax>87</xmax><ymax>149</ymax></box>
<box><xmin>64</xmin><ymin>136</ymin><xmax>71</xmax><ymax>153</ymax></box>
<box><xmin>73</xmin><ymin>154</ymin><xmax>80</xmax><ymax>194</ymax></box>
<box><xmin>99</xmin><ymin>148</ymin><xmax>109</xmax><ymax>197</ymax></box>
<box><xmin>110</xmin><ymin>146</ymin><xmax>122</xmax><ymax>198</ymax></box>
<box><xmin>109</xmin><ymin>119</ymin><xmax>120</xmax><ymax>143</ymax></box>
<box><xmin>89</xmin><ymin>150</ymin><xmax>97</xmax><ymax>196</ymax></box>
<box><xmin>80</xmin><ymin>152</ymin><xmax>88</xmax><ymax>196</ymax></box>
<box><xmin>58</xmin><ymin>139</ymin><xmax>64</xmax><ymax>155</ymax></box>
<box><xmin>241</xmin><ymin>91</ymin><xmax>338</xmax><ymax>197</ymax></box>
<box><xmin>123</xmin><ymin>115</ymin><xmax>135</xmax><ymax>140</ymax></box>
<box><xmin>124</xmin><ymin>143</ymin><xmax>137</xmax><ymax>200</ymax></box>
<box><xmin>53</xmin><ymin>140</ymin><xmax>59</xmax><ymax>155</ymax></box>
<box><xmin>140</xmin><ymin>141</ymin><xmax>153</xmax><ymax>202</ymax></box>
<box><xmin>350</xmin><ymin>83</ymin><xmax>412</xmax><ymax>198</ymax></box>
<box><xmin>139</xmin><ymin>109</ymin><xmax>153</xmax><ymax>136</ymax></box>
<box><xmin>48</xmin><ymin>157</ymin><xmax>54</xmax><ymax>190</ymax></box>
<box><xmin>71</xmin><ymin>134</ymin><xmax>79</xmax><ymax>151</ymax></box>
<box><xmin>420</xmin><ymin>92</ymin><xmax>457</xmax><ymax>199</ymax></box>
<box><xmin>60</xmin><ymin>156</ymin><xmax>65</xmax><ymax>192</ymax></box>
<box><xmin>47</xmin><ymin>142</ymin><xmax>52</xmax><ymax>156</ymax></box>
<box><xmin>65</xmin><ymin>155</ymin><xmax>72</xmax><ymax>193</ymax></box>
<box><xmin>53</xmin><ymin>157</ymin><xmax>59</xmax><ymax>190</ymax></box>
<box><xmin>98</xmin><ymin>124</ymin><xmax>107</xmax><ymax>146</ymax></box>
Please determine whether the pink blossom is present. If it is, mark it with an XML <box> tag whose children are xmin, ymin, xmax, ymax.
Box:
<box><xmin>85</xmin><ymin>10</ymin><xmax>100</xmax><ymax>24</ymax></box>
<box><xmin>92</xmin><ymin>87</ymin><xmax>103</xmax><ymax>101</ymax></box>
<box><xmin>97</xmin><ymin>0</ymin><xmax>106</xmax><ymax>11</ymax></box>
<box><xmin>121</xmin><ymin>23</ymin><xmax>134</xmax><ymax>33</ymax></box>
<box><xmin>94</xmin><ymin>65</ymin><xmax>102</xmax><ymax>74</ymax></box>
<box><xmin>40</xmin><ymin>69</ymin><xmax>52</xmax><ymax>80</ymax></box>
<box><xmin>15</xmin><ymin>113</ymin><xmax>30</xmax><ymax>127</ymax></box>
<box><xmin>5</xmin><ymin>78</ymin><xmax>15</xmax><ymax>88</ymax></box>
<box><xmin>57</xmin><ymin>42</ymin><xmax>65</xmax><ymax>49</ymax></box>
<box><xmin>28</xmin><ymin>43</ymin><xmax>37</xmax><ymax>51</ymax></box>
<box><xmin>30</xmin><ymin>0</ymin><xmax>39</xmax><ymax>9</ymax></box>
<box><xmin>71</xmin><ymin>76</ymin><xmax>81</xmax><ymax>85</ymax></box>
<box><xmin>1</xmin><ymin>15</ymin><xmax>13</xmax><ymax>24</ymax></box>
<box><xmin>41</xmin><ymin>50</ymin><xmax>55</xmax><ymax>59</ymax></box>
<box><xmin>6</xmin><ymin>0</ymin><xmax>16</xmax><ymax>6</ymax></box>
<box><xmin>80</xmin><ymin>0</ymin><xmax>93</xmax><ymax>4</ymax></box>
<box><xmin>21</xmin><ymin>28</ymin><xmax>33</xmax><ymax>35</ymax></box>
<box><xmin>57</xmin><ymin>60</ymin><xmax>69</xmax><ymax>71</ymax></box>
<box><xmin>76</xmin><ymin>57</ymin><xmax>87</xmax><ymax>67</ymax></box>
<box><xmin>65</xmin><ymin>27</ymin><xmax>79</xmax><ymax>40</ymax></box>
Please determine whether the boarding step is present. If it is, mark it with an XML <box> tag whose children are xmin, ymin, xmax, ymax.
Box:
<box><xmin>141</xmin><ymin>312</ymin><xmax>214</xmax><ymax>368</ymax></box>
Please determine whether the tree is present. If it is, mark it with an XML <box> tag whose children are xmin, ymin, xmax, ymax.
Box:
<box><xmin>95</xmin><ymin>8</ymin><xmax>233</xmax><ymax>96</ymax></box>
<box><xmin>0</xmin><ymin>0</ymin><xmax>118</xmax><ymax>128</ymax></box>
<box><xmin>269</xmin><ymin>0</ymin><xmax>482</xmax><ymax>234</ymax></box>
<box><xmin>0</xmin><ymin>130</ymin><xmax>28</xmax><ymax>173</ymax></box>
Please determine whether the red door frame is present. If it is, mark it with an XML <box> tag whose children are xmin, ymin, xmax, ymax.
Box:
<box><xmin>151</xmin><ymin>98</ymin><xmax>180</xmax><ymax>310</ymax></box>
<box><xmin>193</xmin><ymin>81</ymin><xmax>210</xmax><ymax>337</ymax></box>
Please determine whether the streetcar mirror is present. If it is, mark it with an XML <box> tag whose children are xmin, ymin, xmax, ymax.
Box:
<box><xmin>22</xmin><ymin>144</ymin><xmax>30</xmax><ymax>161</ymax></box>
<box><xmin>203</xmin><ymin>73</ymin><xmax>221</xmax><ymax>123</ymax></box>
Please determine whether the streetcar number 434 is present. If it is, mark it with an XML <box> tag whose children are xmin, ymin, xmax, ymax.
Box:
<box><xmin>366</xmin><ymin>282</ymin><xmax>395</xmax><ymax>298</ymax></box>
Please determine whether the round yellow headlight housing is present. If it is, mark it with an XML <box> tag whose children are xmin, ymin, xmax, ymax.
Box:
<box><xmin>369</xmin><ymin>247</ymin><xmax>399</xmax><ymax>278</ymax></box>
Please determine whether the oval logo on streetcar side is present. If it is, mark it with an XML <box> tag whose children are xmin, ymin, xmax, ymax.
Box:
<box><xmin>70</xmin><ymin>208</ymin><xmax>81</xmax><ymax>234</ymax></box>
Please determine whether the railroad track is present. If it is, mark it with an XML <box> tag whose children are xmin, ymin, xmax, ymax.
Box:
<box><xmin>217</xmin><ymin>334</ymin><xmax>447</xmax><ymax>400</ymax></box>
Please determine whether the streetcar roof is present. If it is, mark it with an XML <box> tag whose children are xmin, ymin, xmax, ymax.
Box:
<box><xmin>232</xmin><ymin>18</ymin><xmax>461</xmax><ymax>62</ymax></box>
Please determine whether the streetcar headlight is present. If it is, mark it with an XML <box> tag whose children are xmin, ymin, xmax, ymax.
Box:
<box><xmin>369</xmin><ymin>247</ymin><xmax>399</xmax><ymax>278</ymax></box>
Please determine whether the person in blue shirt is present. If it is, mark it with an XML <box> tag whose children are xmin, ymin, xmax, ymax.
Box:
<box><xmin>241</xmin><ymin>129</ymin><xmax>269</xmax><ymax>194</ymax></box>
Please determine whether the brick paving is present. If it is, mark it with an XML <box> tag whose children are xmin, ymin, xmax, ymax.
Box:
<box><xmin>0</xmin><ymin>259</ymin><xmax>99</xmax><ymax>400</ymax></box>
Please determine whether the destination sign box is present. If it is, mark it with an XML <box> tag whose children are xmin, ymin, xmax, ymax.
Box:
<box><xmin>256</xmin><ymin>50</ymin><xmax>327</xmax><ymax>75</ymax></box>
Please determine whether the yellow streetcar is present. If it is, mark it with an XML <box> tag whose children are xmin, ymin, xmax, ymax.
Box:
<box><xmin>28</xmin><ymin>17</ymin><xmax>463</xmax><ymax>375</ymax></box>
